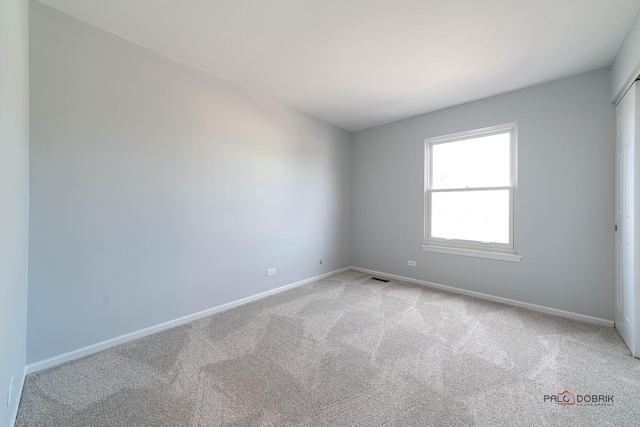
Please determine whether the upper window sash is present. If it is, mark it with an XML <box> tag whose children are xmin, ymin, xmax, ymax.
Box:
<box><xmin>427</xmin><ymin>123</ymin><xmax>517</xmax><ymax>190</ymax></box>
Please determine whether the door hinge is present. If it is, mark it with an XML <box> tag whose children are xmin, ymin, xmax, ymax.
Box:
<box><xmin>615</xmin><ymin>224</ymin><xmax>618</xmax><ymax>231</ymax></box>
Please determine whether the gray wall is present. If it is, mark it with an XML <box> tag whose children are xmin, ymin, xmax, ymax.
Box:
<box><xmin>28</xmin><ymin>2</ymin><xmax>351</xmax><ymax>363</ymax></box>
<box><xmin>0</xmin><ymin>0</ymin><xmax>29</xmax><ymax>424</ymax></box>
<box><xmin>352</xmin><ymin>68</ymin><xmax>614</xmax><ymax>321</ymax></box>
<box><xmin>612</xmin><ymin>9</ymin><xmax>640</xmax><ymax>103</ymax></box>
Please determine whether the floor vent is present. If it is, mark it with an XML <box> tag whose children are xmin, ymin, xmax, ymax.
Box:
<box><xmin>370</xmin><ymin>277</ymin><xmax>390</xmax><ymax>283</ymax></box>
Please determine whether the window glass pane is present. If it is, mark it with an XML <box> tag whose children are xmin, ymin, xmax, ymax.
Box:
<box><xmin>431</xmin><ymin>190</ymin><xmax>510</xmax><ymax>244</ymax></box>
<box><xmin>432</xmin><ymin>133</ymin><xmax>510</xmax><ymax>189</ymax></box>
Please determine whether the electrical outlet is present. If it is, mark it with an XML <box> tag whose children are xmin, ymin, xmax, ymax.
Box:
<box><xmin>266</xmin><ymin>268</ymin><xmax>276</xmax><ymax>276</ymax></box>
<box><xmin>407</xmin><ymin>260</ymin><xmax>416</xmax><ymax>267</ymax></box>
<box><xmin>7</xmin><ymin>375</ymin><xmax>14</xmax><ymax>407</ymax></box>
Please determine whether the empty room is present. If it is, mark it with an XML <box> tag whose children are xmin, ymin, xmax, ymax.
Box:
<box><xmin>3</xmin><ymin>0</ymin><xmax>640</xmax><ymax>425</ymax></box>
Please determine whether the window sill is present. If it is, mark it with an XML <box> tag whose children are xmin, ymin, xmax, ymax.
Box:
<box><xmin>420</xmin><ymin>244</ymin><xmax>522</xmax><ymax>262</ymax></box>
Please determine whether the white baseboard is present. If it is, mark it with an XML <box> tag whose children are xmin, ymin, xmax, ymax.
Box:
<box><xmin>9</xmin><ymin>365</ymin><xmax>27</xmax><ymax>427</ymax></box>
<box><xmin>350</xmin><ymin>266</ymin><xmax>614</xmax><ymax>327</ymax></box>
<box><xmin>25</xmin><ymin>264</ymin><xmax>612</xmax><ymax>376</ymax></box>
<box><xmin>26</xmin><ymin>267</ymin><xmax>349</xmax><ymax>375</ymax></box>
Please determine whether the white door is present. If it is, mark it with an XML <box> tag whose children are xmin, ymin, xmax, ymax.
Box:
<box><xmin>615</xmin><ymin>82</ymin><xmax>637</xmax><ymax>357</ymax></box>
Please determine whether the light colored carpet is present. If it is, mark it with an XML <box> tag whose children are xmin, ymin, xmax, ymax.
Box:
<box><xmin>15</xmin><ymin>271</ymin><xmax>640</xmax><ymax>426</ymax></box>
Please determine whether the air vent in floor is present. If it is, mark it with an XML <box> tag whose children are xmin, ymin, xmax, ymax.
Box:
<box><xmin>370</xmin><ymin>277</ymin><xmax>390</xmax><ymax>282</ymax></box>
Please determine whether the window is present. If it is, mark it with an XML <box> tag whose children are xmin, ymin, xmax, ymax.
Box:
<box><xmin>422</xmin><ymin>123</ymin><xmax>521</xmax><ymax>262</ymax></box>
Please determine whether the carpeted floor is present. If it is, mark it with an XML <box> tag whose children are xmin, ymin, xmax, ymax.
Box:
<box><xmin>15</xmin><ymin>271</ymin><xmax>640</xmax><ymax>426</ymax></box>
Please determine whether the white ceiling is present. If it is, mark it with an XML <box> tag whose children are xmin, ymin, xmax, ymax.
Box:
<box><xmin>37</xmin><ymin>0</ymin><xmax>640</xmax><ymax>131</ymax></box>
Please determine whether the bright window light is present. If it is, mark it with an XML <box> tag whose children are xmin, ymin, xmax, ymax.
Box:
<box><xmin>425</xmin><ymin>124</ymin><xmax>517</xmax><ymax>255</ymax></box>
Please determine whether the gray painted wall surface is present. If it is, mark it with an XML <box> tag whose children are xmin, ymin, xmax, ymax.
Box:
<box><xmin>0</xmin><ymin>0</ymin><xmax>29</xmax><ymax>424</ymax></box>
<box><xmin>28</xmin><ymin>3</ymin><xmax>351</xmax><ymax>363</ymax></box>
<box><xmin>352</xmin><ymin>68</ymin><xmax>614</xmax><ymax>321</ymax></box>
<box><xmin>612</xmin><ymin>9</ymin><xmax>640</xmax><ymax>103</ymax></box>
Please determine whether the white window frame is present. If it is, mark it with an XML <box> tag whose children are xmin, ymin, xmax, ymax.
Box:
<box><xmin>421</xmin><ymin>123</ymin><xmax>522</xmax><ymax>262</ymax></box>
